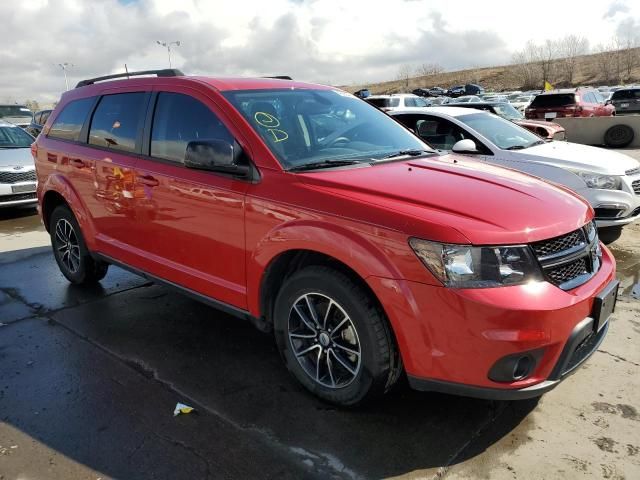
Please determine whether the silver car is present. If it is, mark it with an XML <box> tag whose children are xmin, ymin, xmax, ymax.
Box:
<box><xmin>0</xmin><ymin>104</ymin><xmax>33</xmax><ymax>129</ymax></box>
<box><xmin>0</xmin><ymin>120</ymin><xmax>37</xmax><ymax>208</ymax></box>
<box><xmin>391</xmin><ymin>107</ymin><xmax>640</xmax><ymax>244</ymax></box>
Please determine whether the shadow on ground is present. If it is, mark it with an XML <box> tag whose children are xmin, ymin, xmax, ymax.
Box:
<box><xmin>0</xmin><ymin>250</ymin><xmax>538</xmax><ymax>479</ymax></box>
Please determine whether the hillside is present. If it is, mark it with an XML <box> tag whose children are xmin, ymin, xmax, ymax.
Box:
<box><xmin>347</xmin><ymin>47</ymin><xmax>640</xmax><ymax>94</ymax></box>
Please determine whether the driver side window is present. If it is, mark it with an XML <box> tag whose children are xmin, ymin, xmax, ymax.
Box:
<box><xmin>415</xmin><ymin>117</ymin><xmax>467</xmax><ymax>151</ymax></box>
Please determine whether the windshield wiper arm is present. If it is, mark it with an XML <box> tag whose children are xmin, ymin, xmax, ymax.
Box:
<box><xmin>380</xmin><ymin>149</ymin><xmax>433</xmax><ymax>160</ymax></box>
<box><xmin>286</xmin><ymin>159</ymin><xmax>362</xmax><ymax>172</ymax></box>
<box><xmin>505</xmin><ymin>145</ymin><xmax>526</xmax><ymax>150</ymax></box>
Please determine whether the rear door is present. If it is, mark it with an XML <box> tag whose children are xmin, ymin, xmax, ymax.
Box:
<box><xmin>84</xmin><ymin>91</ymin><xmax>151</xmax><ymax>262</ymax></box>
<box><xmin>133</xmin><ymin>90</ymin><xmax>250</xmax><ymax>308</ymax></box>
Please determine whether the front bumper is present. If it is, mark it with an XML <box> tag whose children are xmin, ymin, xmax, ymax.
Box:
<box><xmin>584</xmin><ymin>183</ymin><xmax>640</xmax><ymax>228</ymax></box>
<box><xmin>367</xmin><ymin>245</ymin><xmax>616</xmax><ymax>399</ymax></box>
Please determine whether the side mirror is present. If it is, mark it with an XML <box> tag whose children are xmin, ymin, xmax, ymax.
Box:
<box><xmin>605</xmin><ymin>99</ymin><xmax>612</xmax><ymax>105</ymax></box>
<box><xmin>452</xmin><ymin>139</ymin><xmax>479</xmax><ymax>154</ymax></box>
<box><xmin>185</xmin><ymin>140</ymin><xmax>250</xmax><ymax>178</ymax></box>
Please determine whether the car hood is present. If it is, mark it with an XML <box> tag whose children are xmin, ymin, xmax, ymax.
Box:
<box><xmin>2</xmin><ymin>116</ymin><xmax>32</xmax><ymax>126</ymax></box>
<box><xmin>516</xmin><ymin>141</ymin><xmax>640</xmax><ymax>175</ymax></box>
<box><xmin>298</xmin><ymin>155</ymin><xmax>591</xmax><ymax>245</ymax></box>
<box><xmin>0</xmin><ymin>147</ymin><xmax>35</xmax><ymax>168</ymax></box>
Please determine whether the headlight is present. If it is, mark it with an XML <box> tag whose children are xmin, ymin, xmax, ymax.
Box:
<box><xmin>574</xmin><ymin>171</ymin><xmax>621</xmax><ymax>190</ymax></box>
<box><xmin>409</xmin><ymin>239</ymin><xmax>542</xmax><ymax>288</ymax></box>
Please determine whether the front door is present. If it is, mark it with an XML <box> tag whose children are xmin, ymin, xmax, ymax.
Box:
<box><xmin>133</xmin><ymin>91</ymin><xmax>249</xmax><ymax>309</ymax></box>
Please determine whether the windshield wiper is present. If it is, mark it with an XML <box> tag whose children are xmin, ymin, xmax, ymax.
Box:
<box><xmin>380</xmin><ymin>149</ymin><xmax>433</xmax><ymax>160</ymax></box>
<box><xmin>287</xmin><ymin>159</ymin><xmax>363</xmax><ymax>172</ymax></box>
<box><xmin>505</xmin><ymin>145</ymin><xmax>526</xmax><ymax>150</ymax></box>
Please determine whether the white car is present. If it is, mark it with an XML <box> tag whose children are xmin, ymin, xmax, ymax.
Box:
<box><xmin>365</xmin><ymin>94</ymin><xmax>429</xmax><ymax>112</ymax></box>
<box><xmin>391</xmin><ymin>107</ymin><xmax>640</xmax><ymax>243</ymax></box>
<box><xmin>450</xmin><ymin>95</ymin><xmax>482</xmax><ymax>103</ymax></box>
<box><xmin>0</xmin><ymin>105</ymin><xmax>33</xmax><ymax>129</ymax></box>
<box><xmin>0</xmin><ymin>120</ymin><xmax>37</xmax><ymax>208</ymax></box>
<box><xmin>511</xmin><ymin>95</ymin><xmax>536</xmax><ymax>113</ymax></box>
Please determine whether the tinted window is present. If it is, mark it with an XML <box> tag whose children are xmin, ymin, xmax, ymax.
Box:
<box><xmin>530</xmin><ymin>94</ymin><xmax>576</xmax><ymax>108</ymax></box>
<box><xmin>367</xmin><ymin>98</ymin><xmax>400</xmax><ymax>108</ymax></box>
<box><xmin>0</xmin><ymin>106</ymin><xmax>32</xmax><ymax>118</ymax></box>
<box><xmin>40</xmin><ymin>110</ymin><xmax>51</xmax><ymax>125</ymax></box>
<box><xmin>48</xmin><ymin>98</ymin><xmax>94</xmax><ymax>141</ymax></box>
<box><xmin>612</xmin><ymin>89</ymin><xmax>640</xmax><ymax>100</ymax></box>
<box><xmin>89</xmin><ymin>93</ymin><xmax>147</xmax><ymax>152</ymax></box>
<box><xmin>151</xmin><ymin>93</ymin><xmax>234</xmax><ymax>163</ymax></box>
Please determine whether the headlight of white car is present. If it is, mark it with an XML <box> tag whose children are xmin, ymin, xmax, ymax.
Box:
<box><xmin>574</xmin><ymin>171</ymin><xmax>622</xmax><ymax>190</ymax></box>
<box><xmin>409</xmin><ymin>239</ymin><xmax>542</xmax><ymax>288</ymax></box>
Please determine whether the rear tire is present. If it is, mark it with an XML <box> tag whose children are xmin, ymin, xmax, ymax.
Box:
<box><xmin>50</xmin><ymin>205</ymin><xmax>109</xmax><ymax>284</ymax></box>
<box><xmin>273</xmin><ymin>266</ymin><xmax>401</xmax><ymax>406</ymax></box>
<box><xmin>598</xmin><ymin>226</ymin><xmax>623</xmax><ymax>245</ymax></box>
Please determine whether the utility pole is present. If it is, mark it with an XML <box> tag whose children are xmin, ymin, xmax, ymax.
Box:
<box><xmin>57</xmin><ymin>62</ymin><xmax>74</xmax><ymax>91</ymax></box>
<box><xmin>156</xmin><ymin>40</ymin><xmax>181</xmax><ymax>68</ymax></box>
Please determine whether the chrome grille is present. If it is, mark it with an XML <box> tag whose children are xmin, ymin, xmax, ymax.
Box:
<box><xmin>0</xmin><ymin>192</ymin><xmax>37</xmax><ymax>203</ymax></box>
<box><xmin>531</xmin><ymin>223</ymin><xmax>600</xmax><ymax>290</ymax></box>
<box><xmin>531</xmin><ymin>229</ymin><xmax>585</xmax><ymax>259</ymax></box>
<box><xmin>632</xmin><ymin>179</ymin><xmax>640</xmax><ymax>195</ymax></box>
<box><xmin>0</xmin><ymin>170</ymin><xmax>36</xmax><ymax>184</ymax></box>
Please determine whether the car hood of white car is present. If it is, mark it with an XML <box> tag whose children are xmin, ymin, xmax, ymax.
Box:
<box><xmin>0</xmin><ymin>147</ymin><xmax>35</xmax><ymax>168</ymax></box>
<box><xmin>516</xmin><ymin>141</ymin><xmax>640</xmax><ymax>176</ymax></box>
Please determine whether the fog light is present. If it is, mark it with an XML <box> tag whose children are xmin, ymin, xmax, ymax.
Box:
<box><xmin>513</xmin><ymin>356</ymin><xmax>532</xmax><ymax>380</ymax></box>
<box><xmin>488</xmin><ymin>348</ymin><xmax>545</xmax><ymax>383</ymax></box>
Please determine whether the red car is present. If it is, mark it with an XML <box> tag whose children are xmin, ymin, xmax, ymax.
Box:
<box><xmin>33</xmin><ymin>70</ymin><xmax>617</xmax><ymax>406</ymax></box>
<box><xmin>525</xmin><ymin>87</ymin><xmax>615</xmax><ymax>120</ymax></box>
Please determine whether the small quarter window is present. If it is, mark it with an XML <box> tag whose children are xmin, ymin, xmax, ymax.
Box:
<box><xmin>48</xmin><ymin>98</ymin><xmax>94</xmax><ymax>142</ymax></box>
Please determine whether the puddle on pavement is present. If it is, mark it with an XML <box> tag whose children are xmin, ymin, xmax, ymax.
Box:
<box><xmin>0</xmin><ymin>208</ymin><xmax>43</xmax><ymax>237</ymax></box>
<box><xmin>608</xmin><ymin>245</ymin><xmax>640</xmax><ymax>297</ymax></box>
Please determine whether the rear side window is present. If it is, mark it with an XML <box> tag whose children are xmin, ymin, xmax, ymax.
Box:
<box><xmin>530</xmin><ymin>94</ymin><xmax>576</xmax><ymax>108</ymax></box>
<box><xmin>40</xmin><ymin>111</ymin><xmax>51</xmax><ymax>125</ymax></box>
<box><xmin>48</xmin><ymin>98</ymin><xmax>94</xmax><ymax>141</ymax></box>
<box><xmin>612</xmin><ymin>89</ymin><xmax>640</xmax><ymax>100</ymax></box>
<box><xmin>368</xmin><ymin>98</ymin><xmax>400</xmax><ymax>108</ymax></box>
<box><xmin>89</xmin><ymin>93</ymin><xmax>147</xmax><ymax>153</ymax></box>
<box><xmin>150</xmin><ymin>92</ymin><xmax>234</xmax><ymax>163</ymax></box>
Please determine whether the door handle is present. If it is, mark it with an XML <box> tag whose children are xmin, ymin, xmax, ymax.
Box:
<box><xmin>47</xmin><ymin>153</ymin><xmax>58</xmax><ymax>163</ymax></box>
<box><xmin>138</xmin><ymin>175</ymin><xmax>160</xmax><ymax>187</ymax></box>
<box><xmin>70</xmin><ymin>158</ymin><xmax>86</xmax><ymax>168</ymax></box>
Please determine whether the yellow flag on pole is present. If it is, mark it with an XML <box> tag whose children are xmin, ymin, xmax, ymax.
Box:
<box><xmin>544</xmin><ymin>81</ymin><xmax>554</xmax><ymax>91</ymax></box>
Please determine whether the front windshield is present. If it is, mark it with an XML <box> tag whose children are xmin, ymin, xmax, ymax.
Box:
<box><xmin>0</xmin><ymin>106</ymin><xmax>32</xmax><ymax>118</ymax></box>
<box><xmin>492</xmin><ymin>103</ymin><xmax>523</xmax><ymax>120</ymax></box>
<box><xmin>458</xmin><ymin>112</ymin><xmax>540</xmax><ymax>149</ymax></box>
<box><xmin>224</xmin><ymin>89</ymin><xmax>432</xmax><ymax>169</ymax></box>
<box><xmin>0</xmin><ymin>125</ymin><xmax>34</xmax><ymax>148</ymax></box>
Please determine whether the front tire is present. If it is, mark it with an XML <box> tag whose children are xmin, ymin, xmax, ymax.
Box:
<box><xmin>273</xmin><ymin>266</ymin><xmax>400</xmax><ymax>406</ymax></box>
<box><xmin>50</xmin><ymin>205</ymin><xmax>109</xmax><ymax>284</ymax></box>
<box><xmin>598</xmin><ymin>226</ymin><xmax>623</xmax><ymax>245</ymax></box>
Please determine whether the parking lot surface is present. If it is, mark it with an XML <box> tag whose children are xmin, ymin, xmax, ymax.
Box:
<box><xmin>1</xmin><ymin>166</ymin><xmax>639</xmax><ymax>478</ymax></box>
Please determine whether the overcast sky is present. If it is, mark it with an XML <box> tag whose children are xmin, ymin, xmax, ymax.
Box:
<box><xmin>1</xmin><ymin>0</ymin><xmax>638</xmax><ymax>105</ymax></box>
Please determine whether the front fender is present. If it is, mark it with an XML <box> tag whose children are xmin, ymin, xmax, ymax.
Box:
<box><xmin>246</xmin><ymin>220</ymin><xmax>407</xmax><ymax>316</ymax></box>
<box><xmin>40</xmin><ymin>173</ymin><xmax>98</xmax><ymax>249</ymax></box>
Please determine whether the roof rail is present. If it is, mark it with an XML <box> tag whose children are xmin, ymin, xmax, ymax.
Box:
<box><xmin>75</xmin><ymin>69</ymin><xmax>184</xmax><ymax>88</ymax></box>
<box><xmin>262</xmin><ymin>75</ymin><xmax>293</xmax><ymax>80</ymax></box>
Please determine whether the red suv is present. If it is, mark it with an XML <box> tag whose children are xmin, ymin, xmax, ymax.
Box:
<box><xmin>34</xmin><ymin>70</ymin><xmax>617</xmax><ymax>406</ymax></box>
<box><xmin>525</xmin><ymin>88</ymin><xmax>615</xmax><ymax>120</ymax></box>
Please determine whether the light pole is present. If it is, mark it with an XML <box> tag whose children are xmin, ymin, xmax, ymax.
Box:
<box><xmin>156</xmin><ymin>40</ymin><xmax>181</xmax><ymax>68</ymax></box>
<box><xmin>58</xmin><ymin>62</ymin><xmax>74</xmax><ymax>91</ymax></box>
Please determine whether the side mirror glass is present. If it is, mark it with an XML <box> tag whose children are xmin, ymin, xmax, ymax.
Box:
<box><xmin>452</xmin><ymin>139</ymin><xmax>479</xmax><ymax>154</ymax></box>
<box><xmin>185</xmin><ymin>140</ymin><xmax>250</xmax><ymax>177</ymax></box>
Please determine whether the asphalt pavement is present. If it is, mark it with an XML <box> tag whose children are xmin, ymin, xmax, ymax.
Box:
<box><xmin>0</xmin><ymin>183</ymin><xmax>639</xmax><ymax>479</ymax></box>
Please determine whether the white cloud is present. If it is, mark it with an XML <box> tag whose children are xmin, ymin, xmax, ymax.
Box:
<box><xmin>0</xmin><ymin>0</ymin><xmax>637</xmax><ymax>105</ymax></box>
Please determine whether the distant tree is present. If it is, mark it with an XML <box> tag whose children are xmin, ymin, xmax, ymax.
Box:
<box><xmin>531</xmin><ymin>39</ymin><xmax>559</xmax><ymax>87</ymax></box>
<box><xmin>24</xmin><ymin>100</ymin><xmax>40</xmax><ymax>112</ymax></box>
<box><xmin>593</xmin><ymin>43</ymin><xmax>616</xmax><ymax>84</ymax></box>
<box><xmin>511</xmin><ymin>42</ymin><xmax>540</xmax><ymax>89</ymax></box>
<box><xmin>396</xmin><ymin>64</ymin><xmax>412</xmax><ymax>88</ymax></box>
<box><xmin>558</xmin><ymin>35</ymin><xmax>588</xmax><ymax>85</ymax></box>
<box><xmin>616</xmin><ymin>22</ymin><xmax>639</xmax><ymax>81</ymax></box>
<box><xmin>415</xmin><ymin>63</ymin><xmax>444</xmax><ymax>77</ymax></box>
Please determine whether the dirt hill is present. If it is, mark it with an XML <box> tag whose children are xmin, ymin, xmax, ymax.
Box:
<box><xmin>347</xmin><ymin>47</ymin><xmax>640</xmax><ymax>94</ymax></box>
